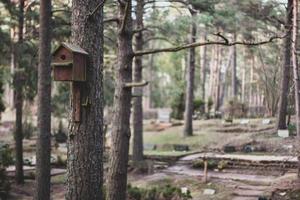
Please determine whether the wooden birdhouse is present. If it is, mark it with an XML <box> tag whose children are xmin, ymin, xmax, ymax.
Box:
<box><xmin>51</xmin><ymin>42</ymin><xmax>88</xmax><ymax>82</ymax></box>
<box><xmin>51</xmin><ymin>43</ymin><xmax>89</xmax><ymax>123</ymax></box>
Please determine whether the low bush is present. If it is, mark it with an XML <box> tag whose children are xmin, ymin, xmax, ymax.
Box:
<box><xmin>0</xmin><ymin>144</ymin><xmax>13</xmax><ymax>199</ymax></box>
<box><xmin>127</xmin><ymin>184</ymin><xmax>192</xmax><ymax>200</ymax></box>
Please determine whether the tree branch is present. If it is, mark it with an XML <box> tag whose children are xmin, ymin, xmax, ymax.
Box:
<box><xmin>104</xmin><ymin>18</ymin><xmax>119</xmax><ymax>24</ymax></box>
<box><xmin>134</xmin><ymin>34</ymin><xmax>287</xmax><ymax>57</ymax></box>
<box><xmin>123</xmin><ymin>81</ymin><xmax>148</xmax><ymax>88</ymax></box>
<box><xmin>88</xmin><ymin>0</ymin><xmax>106</xmax><ymax>19</ymax></box>
<box><xmin>119</xmin><ymin>1</ymin><xmax>130</xmax><ymax>33</ymax></box>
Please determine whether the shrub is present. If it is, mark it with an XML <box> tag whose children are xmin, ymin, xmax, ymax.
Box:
<box><xmin>288</xmin><ymin>124</ymin><xmax>296</xmax><ymax>136</ymax></box>
<box><xmin>223</xmin><ymin>99</ymin><xmax>247</xmax><ymax>118</ymax></box>
<box><xmin>54</xmin><ymin>121</ymin><xmax>67</xmax><ymax>143</ymax></box>
<box><xmin>23</xmin><ymin>121</ymin><xmax>36</xmax><ymax>139</ymax></box>
<box><xmin>0</xmin><ymin>144</ymin><xmax>13</xmax><ymax>199</ymax></box>
<box><xmin>127</xmin><ymin>184</ymin><xmax>192</xmax><ymax>200</ymax></box>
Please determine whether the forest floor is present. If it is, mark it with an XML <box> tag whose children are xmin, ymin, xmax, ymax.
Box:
<box><xmin>2</xmin><ymin>111</ymin><xmax>300</xmax><ymax>199</ymax></box>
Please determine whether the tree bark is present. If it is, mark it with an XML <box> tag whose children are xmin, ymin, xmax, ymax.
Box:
<box><xmin>132</xmin><ymin>0</ymin><xmax>144</xmax><ymax>162</ymax></box>
<box><xmin>66</xmin><ymin>0</ymin><xmax>104</xmax><ymax>199</ymax></box>
<box><xmin>15</xmin><ymin>0</ymin><xmax>25</xmax><ymax>185</ymax></box>
<box><xmin>107</xmin><ymin>0</ymin><xmax>133</xmax><ymax>199</ymax></box>
<box><xmin>232</xmin><ymin>33</ymin><xmax>238</xmax><ymax>98</ymax></box>
<box><xmin>183</xmin><ymin>11</ymin><xmax>196</xmax><ymax>136</ymax></box>
<box><xmin>292</xmin><ymin>0</ymin><xmax>300</xmax><ymax>137</ymax></box>
<box><xmin>34</xmin><ymin>0</ymin><xmax>52</xmax><ymax>198</ymax></box>
<box><xmin>276</xmin><ymin>0</ymin><xmax>292</xmax><ymax>130</ymax></box>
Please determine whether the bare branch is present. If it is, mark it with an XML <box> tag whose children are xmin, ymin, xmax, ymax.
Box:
<box><xmin>213</xmin><ymin>32</ymin><xmax>229</xmax><ymax>44</ymax></box>
<box><xmin>134</xmin><ymin>34</ymin><xmax>287</xmax><ymax>57</ymax></box>
<box><xmin>88</xmin><ymin>0</ymin><xmax>106</xmax><ymax>19</ymax></box>
<box><xmin>104</xmin><ymin>18</ymin><xmax>119</xmax><ymax>24</ymax></box>
<box><xmin>119</xmin><ymin>1</ymin><xmax>130</xmax><ymax>33</ymax></box>
<box><xmin>123</xmin><ymin>81</ymin><xmax>149</xmax><ymax>88</ymax></box>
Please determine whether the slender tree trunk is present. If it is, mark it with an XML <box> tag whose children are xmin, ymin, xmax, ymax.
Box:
<box><xmin>208</xmin><ymin>46</ymin><xmax>216</xmax><ymax>99</ymax></box>
<box><xmin>249</xmin><ymin>55</ymin><xmax>254</xmax><ymax>107</ymax></box>
<box><xmin>107</xmin><ymin>0</ymin><xmax>133</xmax><ymax>199</ymax></box>
<box><xmin>214</xmin><ymin>46</ymin><xmax>221</xmax><ymax>111</ymax></box>
<box><xmin>241</xmin><ymin>67</ymin><xmax>246</xmax><ymax>103</ymax></box>
<box><xmin>34</xmin><ymin>0</ymin><xmax>52</xmax><ymax>198</ymax></box>
<box><xmin>232</xmin><ymin>33</ymin><xmax>238</xmax><ymax>98</ymax></box>
<box><xmin>66</xmin><ymin>0</ymin><xmax>104</xmax><ymax>199</ymax></box>
<box><xmin>292</xmin><ymin>0</ymin><xmax>300</xmax><ymax>137</ymax></box>
<box><xmin>201</xmin><ymin>34</ymin><xmax>207</xmax><ymax>102</ymax></box>
<box><xmin>276</xmin><ymin>0</ymin><xmax>293</xmax><ymax>130</ymax></box>
<box><xmin>132</xmin><ymin>0</ymin><xmax>144</xmax><ymax>162</ymax></box>
<box><xmin>183</xmin><ymin>11</ymin><xmax>196</xmax><ymax>136</ymax></box>
<box><xmin>15</xmin><ymin>0</ymin><xmax>25</xmax><ymax>185</ymax></box>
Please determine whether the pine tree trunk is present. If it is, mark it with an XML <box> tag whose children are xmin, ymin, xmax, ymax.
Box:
<box><xmin>183</xmin><ymin>11</ymin><xmax>196</xmax><ymax>136</ymax></box>
<box><xmin>66</xmin><ymin>0</ymin><xmax>104</xmax><ymax>199</ymax></box>
<box><xmin>292</xmin><ymin>0</ymin><xmax>300</xmax><ymax>137</ymax></box>
<box><xmin>34</xmin><ymin>0</ymin><xmax>52</xmax><ymax>198</ymax></box>
<box><xmin>276</xmin><ymin>0</ymin><xmax>292</xmax><ymax>130</ymax></box>
<box><xmin>107</xmin><ymin>0</ymin><xmax>133</xmax><ymax>199</ymax></box>
<box><xmin>232</xmin><ymin>33</ymin><xmax>237</xmax><ymax>98</ymax></box>
<box><xmin>15</xmin><ymin>0</ymin><xmax>25</xmax><ymax>185</ymax></box>
<box><xmin>201</xmin><ymin>34</ymin><xmax>207</xmax><ymax>103</ymax></box>
<box><xmin>132</xmin><ymin>0</ymin><xmax>144</xmax><ymax>162</ymax></box>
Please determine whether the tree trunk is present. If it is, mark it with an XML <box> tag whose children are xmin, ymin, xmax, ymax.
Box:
<box><xmin>292</xmin><ymin>0</ymin><xmax>300</xmax><ymax>137</ymax></box>
<box><xmin>132</xmin><ymin>0</ymin><xmax>144</xmax><ymax>162</ymax></box>
<box><xmin>15</xmin><ymin>0</ymin><xmax>25</xmax><ymax>185</ymax></box>
<box><xmin>34</xmin><ymin>0</ymin><xmax>52</xmax><ymax>198</ymax></box>
<box><xmin>232</xmin><ymin>33</ymin><xmax>238</xmax><ymax>98</ymax></box>
<box><xmin>214</xmin><ymin>46</ymin><xmax>221</xmax><ymax>111</ymax></box>
<box><xmin>107</xmin><ymin>0</ymin><xmax>133</xmax><ymax>199</ymax></box>
<box><xmin>276</xmin><ymin>0</ymin><xmax>292</xmax><ymax>130</ymax></box>
<box><xmin>183</xmin><ymin>11</ymin><xmax>196</xmax><ymax>136</ymax></box>
<box><xmin>66</xmin><ymin>0</ymin><xmax>104</xmax><ymax>199</ymax></box>
<box><xmin>201</xmin><ymin>34</ymin><xmax>207</xmax><ymax>102</ymax></box>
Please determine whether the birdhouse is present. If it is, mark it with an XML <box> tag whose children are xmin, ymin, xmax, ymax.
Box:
<box><xmin>51</xmin><ymin>42</ymin><xmax>88</xmax><ymax>82</ymax></box>
<box><xmin>51</xmin><ymin>43</ymin><xmax>89</xmax><ymax>123</ymax></box>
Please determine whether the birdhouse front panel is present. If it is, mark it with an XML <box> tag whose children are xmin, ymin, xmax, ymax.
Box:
<box><xmin>52</xmin><ymin>47</ymin><xmax>74</xmax><ymax>81</ymax></box>
<box><xmin>73</xmin><ymin>52</ymin><xmax>86</xmax><ymax>82</ymax></box>
<box><xmin>53</xmin><ymin>47</ymin><xmax>73</xmax><ymax>63</ymax></box>
<box><xmin>53</xmin><ymin>66</ymin><xmax>73</xmax><ymax>81</ymax></box>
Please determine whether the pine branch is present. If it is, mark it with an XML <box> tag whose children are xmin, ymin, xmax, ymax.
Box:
<box><xmin>134</xmin><ymin>34</ymin><xmax>287</xmax><ymax>57</ymax></box>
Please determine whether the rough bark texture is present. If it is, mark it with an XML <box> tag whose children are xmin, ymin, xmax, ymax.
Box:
<box><xmin>183</xmin><ymin>11</ymin><xmax>196</xmax><ymax>137</ymax></box>
<box><xmin>15</xmin><ymin>0</ymin><xmax>25</xmax><ymax>184</ymax></box>
<box><xmin>66</xmin><ymin>0</ymin><xmax>104</xmax><ymax>199</ymax></box>
<box><xmin>34</xmin><ymin>0</ymin><xmax>52</xmax><ymax>198</ymax></box>
<box><xmin>107</xmin><ymin>0</ymin><xmax>133</xmax><ymax>199</ymax></box>
<box><xmin>132</xmin><ymin>0</ymin><xmax>144</xmax><ymax>162</ymax></box>
<box><xmin>276</xmin><ymin>0</ymin><xmax>292</xmax><ymax>130</ymax></box>
<box><xmin>232</xmin><ymin>33</ymin><xmax>238</xmax><ymax>98</ymax></box>
<box><xmin>292</xmin><ymin>0</ymin><xmax>300</xmax><ymax>137</ymax></box>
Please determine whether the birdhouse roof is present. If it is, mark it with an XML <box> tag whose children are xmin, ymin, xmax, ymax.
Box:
<box><xmin>53</xmin><ymin>42</ymin><xmax>88</xmax><ymax>56</ymax></box>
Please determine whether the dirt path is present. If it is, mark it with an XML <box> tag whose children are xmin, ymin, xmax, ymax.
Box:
<box><xmin>162</xmin><ymin>153</ymin><xmax>298</xmax><ymax>200</ymax></box>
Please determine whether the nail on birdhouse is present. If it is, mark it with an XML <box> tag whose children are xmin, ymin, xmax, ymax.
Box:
<box><xmin>51</xmin><ymin>43</ymin><xmax>89</xmax><ymax>122</ymax></box>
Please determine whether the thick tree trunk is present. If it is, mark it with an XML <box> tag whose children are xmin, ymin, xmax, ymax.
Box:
<box><xmin>107</xmin><ymin>0</ymin><xmax>133</xmax><ymax>199</ymax></box>
<box><xmin>276</xmin><ymin>0</ymin><xmax>292</xmax><ymax>130</ymax></box>
<box><xmin>132</xmin><ymin>0</ymin><xmax>144</xmax><ymax>162</ymax></box>
<box><xmin>292</xmin><ymin>0</ymin><xmax>300</xmax><ymax>137</ymax></box>
<box><xmin>183</xmin><ymin>11</ymin><xmax>196</xmax><ymax>136</ymax></box>
<box><xmin>15</xmin><ymin>0</ymin><xmax>25</xmax><ymax>185</ymax></box>
<box><xmin>232</xmin><ymin>33</ymin><xmax>238</xmax><ymax>98</ymax></box>
<box><xmin>34</xmin><ymin>0</ymin><xmax>52</xmax><ymax>198</ymax></box>
<box><xmin>66</xmin><ymin>0</ymin><xmax>104</xmax><ymax>199</ymax></box>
